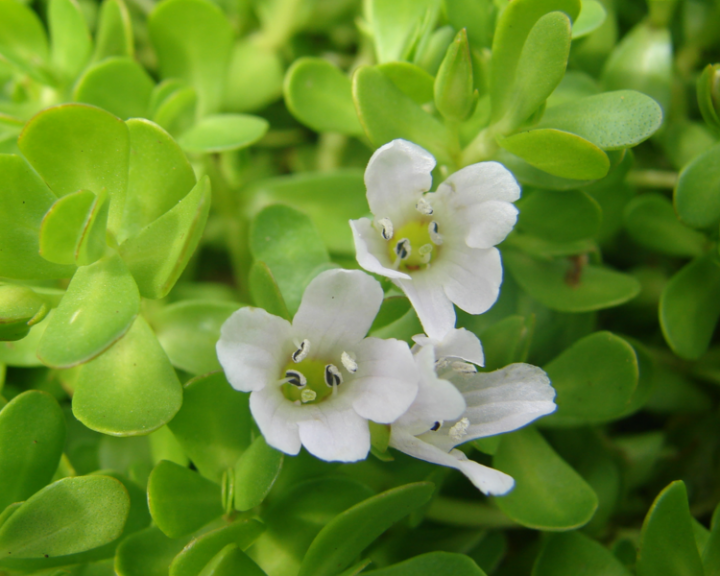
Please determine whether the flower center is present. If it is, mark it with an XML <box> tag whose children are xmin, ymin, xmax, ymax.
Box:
<box><xmin>387</xmin><ymin>220</ymin><xmax>440</xmax><ymax>271</ymax></box>
<box><xmin>281</xmin><ymin>358</ymin><xmax>341</xmax><ymax>404</ymax></box>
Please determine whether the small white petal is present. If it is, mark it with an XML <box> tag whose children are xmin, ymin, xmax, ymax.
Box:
<box><xmin>249</xmin><ymin>385</ymin><xmax>302</xmax><ymax>455</ymax></box>
<box><xmin>348</xmin><ymin>337</ymin><xmax>419</xmax><ymax>424</ymax></box>
<box><xmin>293</xmin><ymin>269</ymin><xmax>384</xmax><ymax>354</ymax></box>
<box><xmin>365</xmin><ymin>139</ymin><xmax>436</xmax><ymax>223</ymax></box>
<box><xmin>297</xmin><ymin>406</ymin><xmax>370</xmax><ymax>462</ymax></box>
<box><xmin>217</xmin><ymin>307</ymin><xmax>294</xmax><ymax>392</ymax></box>
<box><xmin>435</xmin><ymin>161</ymin><xmax>520</xmax><ymax>206</ymax></box>
<box><xmin>463</xmin><ymin>200</ymin><xmax>519</xmax><ymax>249</ymax></box>
<box><xmin>395</xmin><ymin>271</ymin><xmax>456</xmax><ymax>342</ymax></box>
<box><xmin>351</xmin><ymin>218</ymin><xmax>411</xmax><ymax>281</ymax></box>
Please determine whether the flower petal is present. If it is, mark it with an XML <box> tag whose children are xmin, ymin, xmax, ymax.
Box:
<box><xmin>293</xmin><ymin>269</ymin><xmax>384</xmax><ymax>354</ymax></box>
<box><xmin>462</xmin><ymin>200</ymin><xmax>519</xmax><ymax>249</ymax></box>
<box><xmin>217</xmin><ymin>307</ymin><xmax>294</xmax><ymax>392</ymax></box>
<box><xmin>413</xmin><ymin>327</ymin><xmax>485</xmax><ymax>366</ymax></box>
<box><xmin>349</xmin><ymin>337</ymin><xmax>419</xmax><ymax>423</ymax></box>
<box><xmin>351</xmin><ymin>218</ymin><xmax>411</xmax><ymax>280</ymax></box>
<box><xmin>249</xmin><ymin>385</ymin><xmax>302</xmax><ymax>455</ymax></box>
<box><xmin>365</xmin><ymin>139</ymin><xmax>436</xmax><ymax>223</ymax></box>
<box><xmin>297</xmin><ymin>406</ymin><xmax>370</xmax><ymax>462</ymax></box>
<box><xmin>435</xmin><ymin>161</ymin><xmax>520</xmax><ymax>206</ymax></box>
<box><xmin>436</xmin><ymin>245</ymin><xmax>502</xmax><ymax>316</ymax></box>
<box><xmin>389</xmin><ymin>430</ymin><xmax>514</xmax><ymax>496</ymax></box>
<box><xmin>395</xmin><ymin>270</ymin><xmax>456</xmax><ymax>341</ymax></box>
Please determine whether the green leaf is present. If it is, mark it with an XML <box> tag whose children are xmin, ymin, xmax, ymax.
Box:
<box><xmin>18</xmin><ymin>104</ymin><xmax>130</xmax><ymax>235</ymax></box>
<box><xmin>0</xmin><ymin>155</ymin><xmax>74</xmax><ymax>280</ymax></box>
<box><xmin>697</xmin><ymin>64</ymin><xmax>720</xmax><ymax>135</ymax></box>
<box><xmin>223</xmin><ymin>40</ymin><xmax>283</xmax><ymax>113</ymax></box>
<box><xmin>537</xmin><ymin>90</ymin><xmax>663</xmax><ymax>150</ymax></box>
<box><xmin>199</xmin><ymin>544</ymin><xmax>266</xmax><ymax>576</ymax></box>
<box><xmin>39</xmin><ymin>189</ymin><xmax>108</xmax><ymax>266</ymax></box>
<box><xmin>297</xmin><ymin>482</ymin><xmax>434</xmax><ymax>576</ymax></box>
<box><xmin>93</xmin><ymin>0</ymin><xmax>133</xmax><ymax>61</ymax></box>
<box><xmin>504</xmin><ymin>249</ymin><xmax>640</xmax><ymax>312</ymax></box>
<box><xmin>660</xmin><ymin>253</ymin><xmax>720</xmax><ymax>360</ymax></box>
<box><xmin>74</xmin><ymin>58</ymin><xmax>154</xmax><ymax>120</ymax></box>
<box><xmin>0</xmin><ymin>391</ymin><xmax>65</xmax><ymax>511</ymax></box>
<box><xmin>364</xmin><ymin>552</ymin><xmax>486</xmax><ymax>576</ymax></box>
<box><xmin>378</xmin><ymin>62</ymin><xmax>435</xmax><ymax>105</ymax></box>
<box><xmin>178</xmin><ymin>114</ymin><xmax>268</xmax><ymax>154</ymax></box>
<box><xmin>167</xmin><ymin>372</ymin><xmax>253</xmax><ymax>483</ymax></box>
<box><xmin>517</xmin><ymin>189</ymin><xmax>602</xmax><ymax>242</ymax></box>
<box><xmin>434</xmin><ymin>29</ymin><xmax>474</xmax><ymax>122</ymax></box>
<box><xmin>492</xmin><ymin>426</ymin><xmax>597</xmax><ymax>530</ymax></box>
<box><xmin>37</xmin><ymin>253</ymin><xmax>139</xmax><ymax>368</ymax></box>
<box><xmin>0</xmin><ymin>476</ymin><xmax>129</xmax><ymax>558</ymax></box>
<box><xmin>534</xmin><ymin>532</ymin><xmax>631</xmax><ymax>575</ymax></box>
<box><xmin>490</xmin><ymin>0</ymin><xmax>581</xmax><ymax>123</ymax></box>
<box><xmin>0</xmin><ymin>284</ymin><xmax>49</xmax><ymax>341</ymax></box>
<box><xmin>48</xmin><ymin>0</ymin><xmax>92</xmax><ymax>82</ymax></box>
<box><xmin>233</xmin><ymin>436</ymin><xmax>283</xmax><ymax>512</ymax></box>
<box><xmin>674</xmin><ymin>143</ymin><xmax>720</xmax><ymax>229</ymax></box>
<box><xmin>477</xmin><ymin>315</ymin><xmax>533</xmax><ymax>372</ymax></box>
<box><xmin>368</xmin><ymin>0</ymin><xmax>441</xmax><ymax>63</ymax></box>
<box><xmin>353</xmin><ymin>65</ymin><xmax>454</xmax><ymax>166</ymax></box>
<box><xmin>624</xmin><ymin>193</ymin><xmax>706</xmax><ymax>257</ymax></box>
<box><xmin>636</xmin><ymin>481</ymin><xmax>704</xmax><ymax>576</ymax></box>
<box><xmin>72</xmin><ymin>315</ymin><xmax>183</xmax><ymax>435</ymax></box>
<box><xmin>370</xmin><ymin>296</ymin><xmax>413</xmax><ymax>333</ymax></box>
<box><xmin>148</xmin><ymin>0</ymin><xmax>233</xmax><ymax>115</ymax></box>
<box><xmin>154</xmin><ymin>300</ymin><xmax>239</xmax><ymax>375</ymax></box>
<box><xmin>0</xmin><ymin>0</ymin><xmax>51</xmax><ymax>82</ymax></box>
<box><xmin>284</xmin><ymin>58</ymin><xmax>363</xmax><ymax>135</ymax></box>
<box><xmin>0</xmin><ymin>311</ymin><xmax>50</xmax><ymax>367</ymax></box>
<box><xmin>541</xmin><ymin>331</ymin><xmax>638</xmax><ymax>427</ymax></box>
<box><xmin>148</xmin><ymin>460</ymin><xmax>223</xmax><ymax>538</ymax></box>
<box><xmin>703</xmin><ymin>504</ymin><xmax>720</xmax><ymax>576</ymax></box>
<box><xmin>119</xmin><ymin>176</ymin><xmax>211</xmax><ymax>299</ymax></box>
<box><xmin>152</xmin><ymin>84</ymin><xmax>198</xmax><ymax>138</ymax></box>
<box><xmin>250</xmin><ymin>205</ymin><xmax>330</xmax><ymax>314</ymax></box>
<box><xmin>116</xmin><ymin>526</ymin><xmax>191</xmax><ymax>576</ymax></box>
<box><xmin>445</xmin><ymin>0</ymin><xmax>493</xmax><ymax>49</ymax></box>
<box><xmin>169</xmin><ymin>520</ymin><xmax>265</xmax><ymax>576</ymax></box>
<box><xmin>572</xmin><ymin>0</ymin><xmax>607</xmax><ymax>39</ymax></box>
<box><xmin>249</xmin><ymin>262</ymin><xmax>291</xmax><ymax>320</ymax></box>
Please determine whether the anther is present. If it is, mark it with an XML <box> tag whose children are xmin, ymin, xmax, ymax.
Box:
<box><xmin>285</xmin><ymin>370</ymin><xmax>307</xmax><ymax>387</ymax></box>
<box><xmin>416</xmin><ymin>197</ymin><xmax>434</xmax><ymax>215</ymax></box>
<box><xmin>292</xmin><ymin>339</ymin><xmax>310</xmax><ymax>363</ymax></box>
<box><xmin>429</xmin><ymin>221</ymin><xmax>443</xmax><ymax>245</ymax></box>
<box><xmin>430</xmin><ymin>421</ymin><xmax>442</xmax><ymax>431</ymax></box>
<box><xmin>395</xmin><ymin>238</ymin><xmax>411</xmax><ymax>260</ymax></box>
<box><xmin>452</xmin><ymin>361</ymin><xmax>477</xmax><ymax>374</ymax></box>
<box><xmin>418</xmin><ymin>243</ymin><xmax>433</xmax><ymax>264</ymax></box>
<box><xmin>378</xmin><ymin>218</ymin><xmax>394</xmax><ymax>240</ymax></box>
<box><xmin>341</xmin><ymin>352</ymin><xmax>358</xmax><ymax>373</ymax></box>
<box><xmin>300</xmin><ymin>389</ymin><xmax>316</xmax><ymax>403</ymax></box>
<box><xmin>449</xmin><ymin>418</ymin><xmax>470</xmax><ymax>441</ymax></box>
<box><xmin>325</xmin><ymin>364</ymin><xmax>343</xmax><ymax>387</ymax></box>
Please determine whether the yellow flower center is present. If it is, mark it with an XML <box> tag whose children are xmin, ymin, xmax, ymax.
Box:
<box><xmin>281</xmin><ymin>358</ymin><xmax>336</xmax><ymax>404</ymax></box>
<box><xmin>387</xmin><ymin>220</ymin><xmax>438</xmax><ymax>271</ymax></box>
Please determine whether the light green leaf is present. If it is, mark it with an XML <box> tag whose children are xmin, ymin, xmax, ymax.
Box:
<box><xmin>178</xmin><ymin>114</ymin><xmax>268</xmax><ymax>154</ymax></box>
<box><xmin>368</xmin><ymin>0</ymin><xmax>441</xmax><ymax>63</ymax></box>
<box><xmin>572</xmin><ymin>0</ymin><xmax>606</xmax><ymax>39</ymax></box>
<box><xmin>353</xmin><ymin>65</ymin><xmax>454</xmax><ymax>166</ymax></box>
<box><xmin>492</xmin><ymin>426</ymin><xmax>597</xmax><ymax>530</ymax></box>
<box><xmin>284</xmin><ymin>58</ymin><xmax>363</xmax><ymax>135</ymax></box>
<box><xmin>148</xmin><ymin>0</ymin><xmax>233</xmax><ymax>115</ymax></box>
<box><xmin>297</xmin><ymin>482</ymin><xmax>434</xmax><ymax>576</ymax></box>
<box><xmin>636</xmin><ymin>481</ymin><xmax>704</xmax><ymax>576</ymax></box>
<box><xmin>199</xmin><ymin>544</ymin><xmax>267</xmax><ymax>576</ymax></box>
<box><xmin>119</xmin><ymin>176</ymin><xmax>211</xmax><ymax>299</ymax></box>
<box><xmin>541</xmin><ymin>331</ymin><xmax>639</xmax><ymax>427</ymax></box>
<box><xmin>362</xmin><ymin>552</ymin><xmax>487</xmax><ymax>576</ymax></box>
<box><xmin>445</xmin><ymin>0</ymin><xmax>493</xmax><ymax>49</ymax></box>
<box><xmin>223</xmin><ymin>40</ymin><xmax>283</xmax><ymax>113</ymax></box>
<box><xmin>0</xmin><ymin>284</ymin><xmax>49</xmax><ymax>341</ymax></box>
<box><xmin>0</xmin><ymin>391</ymin><xmax>65</xmax><ymax>511</ymax></box>
<box><xmin>154</xmin><ymin>300</ymin><xmax>239</xmax><ymax>375</ymax></box>
<box><xmin>517</xmin><ymin>189</ymin><xmax>602</xmax><ymax>242</ymax></box>
<box><xmin>148</xmin><ymin>460</ymin><xmax>223</xmax><ymax>538</ymax></box>
<box><xmin>0</xmin><ymin>0</ymin><xmax>51</xmax><ymax>82</ymax></box>
<box><xmin>0</xmin><ymin>311</ymin><xmax>51</xmax><ymax>367</ymax></box>
<box><xmin>72</xmin><ymin>316</ymin><xmax>183</xmax><ymax>435</ymax></box>
<box><xmin>537</xmin><ymin>90</ymin><xmax>663</xmax><ymax>150</ymax></box>
<box><xmin>116</xmin><ymin>526</ymin><xmax>191</xmax><ymax>576</ymax></box>
<box><xmin>93</xmin><ymin>0</ymin><xmax>133</xmax><ymax>61</ymax></box>
<box><xmin>378</xmin><ymin>62</ymin><xmax>435</xmax><ymax>105</ymax></box>
<box><xmin>674</xmin><ymin>143</ymin><xmax>720</xmax><ymax>230</ymax></box>
<box><xmin>167</xmin><ymin>372</ymin><xmax>253</xmax><ymax>483</ymax></box>
<box><xmin>660</xmin><ymin>253</ymin><xmax>720</xmax><ymax>360</ymax></box>
<box><xmin>74</xmin><ymin>57</ymin><xmax>154</xmax><ymax>120</ymax></box>
<box><xmin>0</xmin><ymin>476</ymin><xmax>129</xmax><ymax>558</ymax></box>
<box><xmin>152</xmin><ymin>84</ymin><xmax>198</xmax><ymax>138</ymax></box>
<box><xmin>499</xmin><ymin>129</ymin><xmax>609</xmax><ymax>180</ymax></box>
<box><xmin>233</xmin><ymin>436</ymin><xmax>283</xmax><ymax>512</ymax></box>
<box><xmin>434</xmin><ymin>29</ymin><xmax>474</xmax><ymax>122</ymax></box>
<box><xmin>534</xmin><ymin>532</ymin><xmax>631</xmax><ymax>575</ymax></box>
<box><xmin>48</xmin><ymin>0</ymin><xmax>92</xmax><ymax>81</ymax></box>
<box><xmin>249</xmin><ymin>262</ymin><xmax>291</xmax><ymax>320</ymax></box>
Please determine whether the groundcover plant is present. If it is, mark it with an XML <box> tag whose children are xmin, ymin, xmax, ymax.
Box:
<box><xmin>1</xmin><ymin>0</ymin><xmax>720</xmax><ymax>573</ymax></box>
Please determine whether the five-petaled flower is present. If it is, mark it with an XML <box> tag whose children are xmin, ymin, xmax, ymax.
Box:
<box><xmin>389</xmin><ymin>330</ymin><xmax>556</xmax><ymax>495</ymax></box>
<box><xmin>217</xmin><ymin>269</ymin><xmax>419</xmax><ymax>463</ymax></box>
<box><xmin>351</xmin><ymin>139</ymin><xmax>520</xmax><ymax>342</ymax></box>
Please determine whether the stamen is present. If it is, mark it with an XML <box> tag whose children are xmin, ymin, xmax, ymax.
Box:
<box><xmin>434</xmin><ymin>357</ymin><xmax>452</xmax><ymax>372</ymax></box>
<box><xmin>452</xmin><ymin>361</ymin><xmax>477</xmax><ymax>374</ymax></box>
<box><xmin>430</xmin><ymin>421</ymin><xmax>442</xmax><ymax>431</ymax></box>
<box><xmin>378</xmin><ymin>218</ymin><xmax>394</xmax><ymax>240</ymax></box>
<box><xmin>429</xmin><ymin>221</ymin><xmax>443</xmax><ymax>245</ymax></box>
<box><xmin>324</xmin><ymin>364</ymin><xmax>343</xmax><ymax>387</ymax></box>
<box><xmin>300</xmin><ymin>389</ymin><xmax>316</xmax><ymax>403</ymax></box>
<box><xmin>449</xmin><ymin>418</ymin><xmax>470</xmax><ymax>441</ymax></box>
<box><xmin>418</xmin><ymin>243</ymin><xmax>433</xmax><ymax>264</ymax></box>
<box><xmin>341</xmin><ymin>351</ymin><xmax>358</xmax><ymax>373</ymax></box>
<box><xmin>285</xmin><ymin>370</ymin><xmax>307</xmax><ymax>387</ymax></box>
<box><xmin>291</xmin><ymin>339</ymin><xmax>310</xmax><ymax>363</ymax></box>
<box><xmin>415</xmin><ymin>197</ymin><xmax>434</xmax><ymax>215</ymax></box>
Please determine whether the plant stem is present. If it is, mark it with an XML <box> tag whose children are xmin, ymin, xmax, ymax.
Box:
<box><xmin>626</xmin><ymin>169</ymin><xmax>679</xmax><ymax>189</ymax></box>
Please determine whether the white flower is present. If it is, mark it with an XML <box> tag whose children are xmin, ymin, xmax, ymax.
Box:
<box><xmin>351</xmin><ymin>139</ymin><xmax>520</xmax><ymax>342</ymax></box>
<box><xmin>216</xmin><ymin>269</ymin><xmax>419</xmax><ymax>463</ymax></box>
<box><xmin>389</xmin><ymin>331</ymin><xmax>556</xmax><ymax>495</ymax></box>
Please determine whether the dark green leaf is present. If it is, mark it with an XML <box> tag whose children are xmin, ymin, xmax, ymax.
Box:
<box><xmin>674</xmin><ymin>143</ymin><xmax>720</xmax><ymax>230</ymax></box>
<box><xmin>517</xmin><ymin>189</ymin><xmax>602</xmax><ymax>242</ymax></box>
<box><xmin>233</xmin><ymin>436</ymin><xmax>283</xmax><ymax>512</ymax></box>
<box><xmin>534</xmin><ymin>532</ymin><xmax>631</xmax><ymax>575</ymax></box>
<box><xmin>364</xmin><ymin>552</ymin><xmax>486</xmax><ymax>576</ymax></box>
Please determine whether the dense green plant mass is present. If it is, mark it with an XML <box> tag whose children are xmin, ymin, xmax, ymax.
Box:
<box><xmin>1</xmin><ymin>0</ymin><xmax>720</xmax><ymax>574</ymax></box>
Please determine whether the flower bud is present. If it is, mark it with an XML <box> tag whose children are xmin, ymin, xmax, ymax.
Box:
<box><xmin>697</xmin><ymin>63</ymin><xmax>720</xmax><ymax>134</ymax></box>
<box><xmin>434</xmin><ymin>29</ymin><xmax>475</xmax><ymax>122</ymax></box>
<box><xmin>0</xmin><ymin>284</ymin><xmax>48</xmax><ymax>341</ymax></box>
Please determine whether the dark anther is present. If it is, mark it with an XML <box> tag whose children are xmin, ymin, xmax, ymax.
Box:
<box><xmin>430</xmin><ymin>421</ymin><xmax>441</xmax><ymax>431</ymax></box>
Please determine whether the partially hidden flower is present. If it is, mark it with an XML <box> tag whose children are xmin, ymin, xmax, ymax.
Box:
<box><xmin>389</xmin><ymin>329</ymin><xmax>556</xmax><ymax>495</ymax></box>
<box><xmin>217</xmin><ymin>269</ymin><xmax>419</xmax><ymax>463</ymax></box>
<box><xmin>351</xmin><ymin>139</ymin><xmax>520</xmax><ymax>342</ymax></box>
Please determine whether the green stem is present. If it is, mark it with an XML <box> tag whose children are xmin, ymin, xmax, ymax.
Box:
<box><xmin>425</xmin><ymin>496</ymin><xmax>518</xmax><ymax>528</ymax></box>
<box><xmin>626</xmin><ymin>169</ymin><xmax>679</xmax><ymax>189</ymax></box>
<box><xmin>461</xmin><ymin>125</ymin><xmax>499</xmax><ymax>166</ymax></box>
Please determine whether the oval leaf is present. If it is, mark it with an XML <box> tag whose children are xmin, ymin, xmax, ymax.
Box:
<box><xmin>517</xmin><ymin>189</ymin><xmax>602</xmax><ymax>242</ymax></box>
<box><xmin>363</xmin><ymin>552</ymin><xmax>486</xmax><ymax>576</ymax></box>
<box><xmin>198</xmin><ymin>544</ymin><xmax>266</xmax><ymax>576</ymax></box>
<box><xmin>178</xmin><ymin>114</ymin><xmax>268</xmax><ymax>154</ymax></box>
<box><xmin>233</xmin><ymin>436</ymin><xmax>283</xmax><ymax>512</ymax></box>
<box><xmin>674</xmin><ymin>143</ymin><xmax>720</xmax><ymax>229</ymax></box>
<box><xmin>534</xmin><ymin>532</ymin><xmax>631</xmax><ymax>575</ymax></box>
